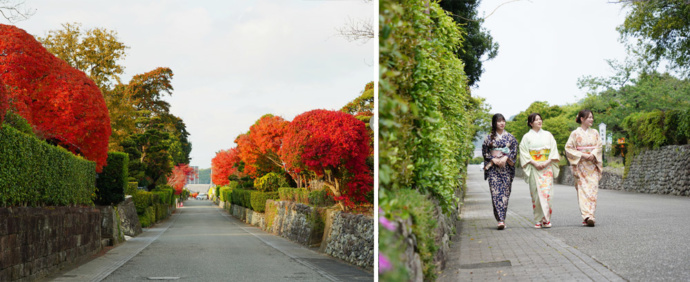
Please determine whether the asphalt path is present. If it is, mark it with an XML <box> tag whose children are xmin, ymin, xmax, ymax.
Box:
<box><xmin>469</xmin><ymin>164</ymin><xmax>690</xmax><ymax>281</ymax></box>
<box><xmin>100</xmin><ymin>199</ymin><xmax>372</xmax><ymax>281</ymax></box>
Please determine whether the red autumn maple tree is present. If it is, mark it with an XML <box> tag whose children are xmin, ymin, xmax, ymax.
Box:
<box><xmin>235</xmin><ymin>114</ymin><xmax>288</xmax><ymax>179</ymax></box>
<box><xmin>211</xmin><ymin>148</ymin><xmax>242</xmax><ymax>186</ymax></box>
<box><xmin>167</xmin><ymin>164</ymin><xmax>197</xmax><ymax>195</ymax></box>
<box><xmin>279</xmin><ymin>109</ymin><xmax>373</xmax><ymax>209</ymax></box>
<box><xmin>0</xmin><ymin>24</ymin><xmax>111</xmax><ymax>171</ymax></box>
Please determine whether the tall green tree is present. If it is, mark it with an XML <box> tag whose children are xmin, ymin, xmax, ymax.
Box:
<box><xmin>39</xmin><ymin>23</ymin><xmax>128</xmax><ymax>90</ymax></box>
<box><xmin>618</xmin><ymin>0</ymin><xmax>690</xmax><ymax>77</ymax></box>
<box><xmin>438</xmin><ymin>0</ymin><xmax>499</xmax><ymax>86</ymax></box>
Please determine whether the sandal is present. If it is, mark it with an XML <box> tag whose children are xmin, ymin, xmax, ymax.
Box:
<box><xmin>497</xmin><ymin>222</ymin><xmax>505</xmax><ymax>230</ymax></box>
<box><xmin>534</xmin><ymin>222</ymin><xmax>542</xmax><ymax>229</ymax></box>
<box><xmin>586</xmin><ymin>218</ymin><xmax>595</xmax><ymax>227</ymax></box>
<box><xmin>542</xmin><ymin>221</ymin><xmax>551</xmax><ymax>228</ymax></box>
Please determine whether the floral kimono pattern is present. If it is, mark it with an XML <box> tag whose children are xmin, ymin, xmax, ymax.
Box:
<box><xmin>519</xmin><ymin>129</ymin><xmax>560</xmax><ymax>223</ymax></box>
<box><xmin>482</xmin><ymin>132</ymin><xmax>519</xmax><ymax>222</ymax></box>
<box><xmin>565</xmin><ymin>127</ymin><xmax>603</xmax><ymax>221</ymax></box>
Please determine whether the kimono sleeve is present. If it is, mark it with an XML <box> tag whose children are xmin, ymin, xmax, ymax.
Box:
<box><xmin>507</xmin><ymin>134</ymin><xmax>518</xmax><ymax>167</ymax></box>
<box><xmin>591</xmin><ymin>129</ymin><xmax>604</xmax><ymax>172</ymax></box>
<box><xmin>565</xmin><ymin>130</ymin><xmax>582</xmax><ymax>165</ymax></box>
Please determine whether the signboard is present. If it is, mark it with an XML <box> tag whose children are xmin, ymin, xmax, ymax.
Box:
<box><xmin>599</xmin><ymin>123</ymin><xmax>606</xmax><ymax>144</ymax></box>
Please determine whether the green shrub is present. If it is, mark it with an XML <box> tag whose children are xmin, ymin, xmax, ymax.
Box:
<box><xmin>95</xmin><ymin>152</ymin><xmax>129</xmax><ymax>206</ymax></box>
<box><xmin>469</xmin><ymin>156</ymin><xmax>484</xmax><ymax>165</ymax></box>
<box><xmin>231</xmin><ymin>188</ymin><xmax>254</xmax><ymax>208</ymax></box>
<box><xmin>126</xmin><ymin>181</ymin><xmax>138</xmax><ymax>195</ymax></box>
<box><xmin>219</xmin><ymin>186</ymin><xmax>232</xmax><ymax>202</ymax></box>
<box><xmin>254</xmin><ymin>172</ymin><xmax>288</xmax><ymax>192</ymax></box>
<box><xmin>153</xmin><ymin>185</ymin><xmax>174</xmax><ymax>205</ymax></box>
<box><xmin>380</xmin><ymin>189</ymin><xmax>438</xmax><ymax>281</ymax></box>
<box><xmin>250</xmin><ymin>191</ymin><xmax>279</xmax><ymax>212</ymax></box>
<box><xmin>308</xmin><ymin>189</ymin><xmax>336</xmax><ymax>207</ymax></box>
<box><xmin>0</xmin><ymin>124</ymin><xmax>96</xmax><ymax>207</ymax></box>
<box><xmin>3</xmin><ymin>111</ymin><xmax>34</xmax><ymax>136</ymax></box>
<box><xmin>278</xmin><ymin>187</ymin><xmax>309</xmax><ymax>204</ymax></box>
<box><xmin>132</xmin><ymin>190</ymin><xmax>152</xmax><ymax>215</ymax></box>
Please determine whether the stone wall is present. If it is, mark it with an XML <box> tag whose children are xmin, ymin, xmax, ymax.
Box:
<box><xmin>230</xmin><ymin>204</ymin><xmax>266</xmax><ymax>231</ymax></box>
<box><xmin>599</xmin><ymin>167</ymin><xmax>624</xmax><ymax>190</ymax></box>
<box><xmin>96</xmin><ymin>206</ymin><xmax>125</xmax><ymax>247</ymax></box>
<box><xmin>321</xmin><ymin>211</ymin><xmax>374</xmax><ymax>270</ymax></box>
<box><xmin>0</xmin><ymin>207</ymin><xmax>102</xmax><ymax>281</ymax></box>
<box><xmin>622</xmin><ymin>145</ymin><xmax>690</xmax><ymax>196</ymax></box>
<box><xmin>224</xmin><ymin>200</ymin><xmax>373</xmax><ymax>270</ymax></box>
<box><xmin>116</xmin><ymin>196</ymin><xmax>142</xmax><ymax>237</ymax></box>
<box><xmin>392</xmin><ymin>188</ymin><xmax>463</xmax><ymax>281</ymax></box>
<box><xmin>269</xmin><ymin>201</ymin><xmax>323</xmax><ymax>247</ymax></box>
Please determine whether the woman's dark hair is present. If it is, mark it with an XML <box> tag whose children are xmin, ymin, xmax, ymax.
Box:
<box><xmin>490</xmin><ymin>113</ymin><xmax>506</xmax><ymax>141</ymax></box>
<box><xmin>527</xmin><ymin>113</ymin><xmax>542</xmax><ymax>128</ymax></box>
<box><xmin>576</xmin><ymin>109</ymin><xmax>593</xmax><ymax>124</ymax></box>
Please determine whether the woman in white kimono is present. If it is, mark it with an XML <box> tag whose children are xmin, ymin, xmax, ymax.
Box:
<box><xmin>519</xmin><ymin>113</ymin><xmax>560</xmax><ymax>229</ymax></box>
<box><xmin>565</xmin><ymin>109</ymin><xmax>602</xmax><ymax>227</ymax></box>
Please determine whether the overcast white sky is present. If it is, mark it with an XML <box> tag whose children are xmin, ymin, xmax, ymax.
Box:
<box><xmin>474</xmin><ymin>0</ymin><xmax>630</xmax><ymax>119</ymax></box>
<box><xmin>11</xmin><ymin>0</ymin><xmax>375</xmax><ymax>169</ymax></box>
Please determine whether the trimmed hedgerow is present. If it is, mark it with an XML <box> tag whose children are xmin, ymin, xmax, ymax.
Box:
<box><xmin>0</xmin><ymin>124</ymin><xmax>96</xmax><ymax>207</ymax></box>
<box><xmin>308</xmin><ymin>189</ymin><xmax>336</xmax><ymax>207</ymax></box>
<box><xmin>278</xmin><ymin>187</ymin><xmax>309</xmax><ymax>204</ymax></box>
<box><xmin>126</xmin><ymin>181</ymin><xmax>138</xmax><ymax>195</ymax></box>
<box><xmin>153</xmin><ymin>185</ymin><xmax>174</xmax><ymax>206</ymax></box>
<box><xmin>95</xmin><ymin>152</ymin><xmax>129</xmax><ymax>206</ymax></box>
<box><xmin>231</xmin><ymin>188</ymin><xmax>254</xmax><ymax>208</ymax></box>
<box><xmin>219</xmin><ymin>186</ymin><xmax>232</xmax><ymax>203</ymax></box>
<box><xmin>132</xmin><ymin>190</ymin><xmax>152</xmax><ymax>214</ymax></box>
<box><xmin>250</xmin><ymin>191</ymin><xmax>279</xmax><ymax>212</ymax></box>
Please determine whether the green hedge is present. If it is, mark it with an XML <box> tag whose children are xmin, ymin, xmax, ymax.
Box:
<box><xmin>231</xmin><ymin>188</ymin><xmax>254</xmax><ymax>208</ymax></box>
<box><xmin>0</xmin><ymin>124</ymin><xmax>96</xmax><ymax>207</ymax></box>
<box><xmin>126</xmin><ymin>181</ymin><xmax>138</xmax><ymax>195</ymax></box>
<box><xmin>132</xmin><ymin>190</ymin><xmax>152</xmax><ymax>214</ymax></box>
<box><xmin>278</xmin><ymin>187</ymin><xmax>309</xmax><ymax>204</ymax></box>
<box><xmin>95</xmin><ymin>152</ymin><xmax>129</xmax><ymax>205</ymax></box>
<box><xmin>219</xmin><ymin>186</ymin><xmax>232</xmax><ymax>202</ymax></box>
<box><xmin>622</xmin><ymin>109</ymin><xmax>690</xmax><ymax>149</ymax></box>
<box><xmin>250</xmin><ymin>191</ymin><xmax>279</xmax><ymax>212</ymax></box>
<box><xmin>153</xmin><ymin>185</ymin><xmax>174</xmax><ymax>206</ymax></box>
<box><xmin>308</xmin><ymin>189</ymin><xmax>336</xmax><ymax>207</ymax></box>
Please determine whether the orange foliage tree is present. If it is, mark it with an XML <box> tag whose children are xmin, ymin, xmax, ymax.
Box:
<box><xmin>0</xmin><ymin>24</ymin><xmax>111</xmax><ymax>171</ymax></box>
<box><xmin>279</xmin><ymin>109</ymin><xmax>372</xmax><ymax>209</ymax></box>
<box><xmin>211</xmin><ymin>148</ymin><xmax>242</xmax><ymax>186</ymax></box>
<box><xmin>167</xmin><ymin>164</ymin><xmax>197</xmax><ymax>195</ymax></box>
<box><xmin>235</xmin><ymin>114</ymin><xmax>288</xmax><ymax>179</ymax></box>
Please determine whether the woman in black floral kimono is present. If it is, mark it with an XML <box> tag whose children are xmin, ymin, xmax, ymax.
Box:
<box><xmin>482</xmin><ymin>113</ymin><xmax>519</xmax><ymax>230</ymax></box>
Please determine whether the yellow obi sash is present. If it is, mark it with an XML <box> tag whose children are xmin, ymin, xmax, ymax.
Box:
<box><xmin>529</xmin><ymin>147</ymin><xmax>550</xmax><ymax>162</ymax></box>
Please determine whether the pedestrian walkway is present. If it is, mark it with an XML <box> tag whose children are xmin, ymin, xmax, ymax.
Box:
<box><xmin>49</xmin><ymin>215</ymin><xmax>177</xmax><ymax>282</ymax></box>
<box><xmin>439</xmin><ymin>166</ymin><xmax>625</xmax><ymax>281</ymax></box>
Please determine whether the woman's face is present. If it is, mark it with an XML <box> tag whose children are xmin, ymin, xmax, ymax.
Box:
<box><xmin>583</xmin><ymin>113</ymin><xmax>594</xmax><ymax>127</ymax></box>
<box><xmin>531</xmin><ymin>115</ymin><xmax>542</xmax><ymax>130</ymax></box>
<box><xmin>497</xmin><ymin>119</ymin><xmax>506</xmax><ymax>131</ymax></box>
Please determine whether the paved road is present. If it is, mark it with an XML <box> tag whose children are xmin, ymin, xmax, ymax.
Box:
<box><xmin>50</xmin><ymin>200</ymin><xmax>372</xmax><ymax>281</ymax></box>
<box><xmin>439</xmin><ymin>165</ymin><xmax>690</xmax><ymax>281</ymax></box>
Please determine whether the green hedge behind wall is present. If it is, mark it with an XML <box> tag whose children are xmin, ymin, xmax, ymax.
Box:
<box><xmin>0</xmin><ymin>124</ymin><xmax>96</xmax><ymax>207</ymax></box>
<box><xmin>250</xmin><ymin>191</ymin><xmax>279</xmax><ymax>212</ymax></box>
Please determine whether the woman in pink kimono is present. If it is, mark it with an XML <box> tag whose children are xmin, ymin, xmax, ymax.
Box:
<box><xmin>519</xmin><ymin>113</ymin><xmax>560</xmax><ymax>229</ymax></box>
<box><xmin>565</xmin><ymin>109</ymin><xmax>602</xmax><ymax>227</ymax></box>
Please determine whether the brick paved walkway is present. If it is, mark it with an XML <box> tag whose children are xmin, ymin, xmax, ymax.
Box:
<box><xmin>438</xmin><ymin>166</ymin><xmax>625</xmax><ymax>281</ymax></box>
